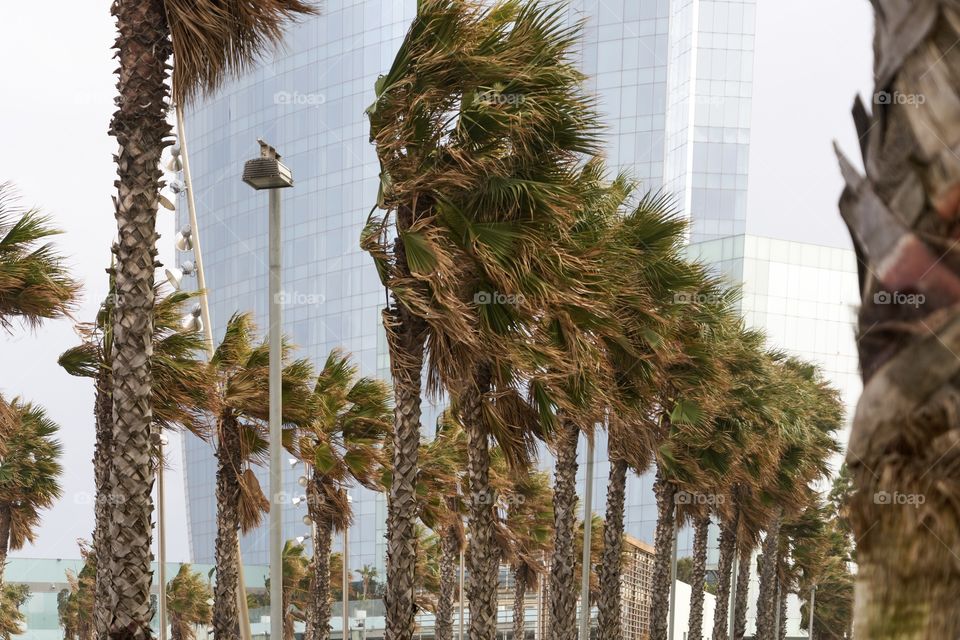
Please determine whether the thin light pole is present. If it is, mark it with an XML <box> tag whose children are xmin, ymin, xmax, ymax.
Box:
<box><xmin>344</xmin><ymin>500</ymin><xmax>351</xmax><ymax>640</ymax></box>
<box><xmin>268</xmin><ymin>185</ymin><xmax>283</xmax><ymax>640</ymax></box>
<box><xmin>667</xmin><ymin>531</ymin><xmax>678</xmax><ymax>640</ymax></box>
<box><xmin>579</xmin><ymin>433</ymin><xmax>594</xmax><ymax>639</ymax></box>
<box><xmin>157</xmin><ymin>438</ymin><xmax>167</xmax><ymax>640</ymax></box>
<box><xmin>809</xmin><ymin>585</ymin><xmax>816</xmax><ymax>640</ymax></box>
<box><xmin>459</xmin><ymin>549</ymin><xmax>466</xmax><ymax>640</ymax></box>
<box><xmin>729</xmin><ymin>546</ymin><xmax>738</xmax><ymax>638</ymax></box>
<box><xmin>176</xmin><ymin>105</ymin><xmax>252</xmax><ymax>640</ymax></box>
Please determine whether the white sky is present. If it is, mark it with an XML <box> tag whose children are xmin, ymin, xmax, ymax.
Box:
<box><xmin>0</xmin><ymin>0</ymin><xmax>874</xmax><ymax>563</ymax></box>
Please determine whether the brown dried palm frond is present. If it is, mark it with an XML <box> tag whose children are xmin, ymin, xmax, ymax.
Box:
<box><xmin>164</xmin><ymin>0</ymin><xmax>319</xmax><ymax>105</ymax></box>
<box><xmin>237</xmin><ymin>467</ymin><xmax>269</xmax><ymax>533</ymax></box>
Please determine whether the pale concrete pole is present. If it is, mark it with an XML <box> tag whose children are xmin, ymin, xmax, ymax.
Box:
<box><xmin>809</xmin><ymin>585</ymin><xmax>816</xmax><ymax>640</ymax></box>
<box><xmin>667</xmin><ymin>532</ymin><xmax>678</xmax><ymax>640</ymax></box>
<box><xmin>268</xmin><ymin>185</ymin><xmax>283</xmax><ymax>640</ymax></box>
<box><xmin>579</xmin><ymin>433</ymin><xmax>594</xmax><ymax>639</ymax></box>
<box><xmin>344</xmin><ymin>495</ymin><xmax>352</xmax><ymax>640</ymax></box>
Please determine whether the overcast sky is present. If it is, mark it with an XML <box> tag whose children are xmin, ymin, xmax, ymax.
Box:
<box><xmin>0</xmin><ymin>1</ymin><xmax>874</xmax><ymax>563</ymax></box>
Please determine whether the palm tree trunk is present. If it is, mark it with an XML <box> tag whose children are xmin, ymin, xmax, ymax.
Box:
<box><xmin>597</xmin><ymin>458</ymin><xmax>627</xmax><ymax>640</ymax></box>
<box><xmin>755</xmin><ymin>512</ymin><xmax>782</xmax><ymax>640</ymax></box>
<box><xmin>512</xmin><ymin>565</ymin><xmax>529</xmax><ymax>640</ymax></box>
<box><xmin>835</xmin><ymin>2</ymin><xmax>960</xmax><ymax>636</ymax></box>
<box><xmin>0</xmin><ymin>502</ymin><xmax>10</xmax><ymax>585</ymax></box>
<box><xmin>778</xmin><ymin>583</ymin><xmax>788</xmax><ymax>640</ymax></box>
<box><xmin>649</xmin><ymin>465</ymin><xmax>676</xmax><ymax>640</ymax></box>
<box><xmin>308</xmin><ymin>479</ymin><xmax>334</xmax><ymax>640</ymax></box>
<box><xmin>169</xmin><ymin>617</ymin><xmax>185</xmax><ymax>640</ymax></box>
<box><xmin>462</xmin><ymin>371</ymin><xmax>498</xmax><ymax>640</ymax></box>
<box><xmin>733</xmin><ymin>547</ymin><xmax>750</xmax><ymax>640</ymax></box>
<box><xmin>711</xmin><ymin>509</ymin><xmax>739</xmax><ymax>640</ymax></box>
<box><xmin>107</xmin><ymin>0</ymin><xmax>171</xmax><ymax>637</ymax></box>
<box><xmin>435</xmin><ymin>524</ymin><xmax>459</xmax><ymax>640</ymax></box>
<box><xmin>382</xmin><ymin>301</ymin><xmax>425</xmax><ymax>640</ymax></box>
<box><xmin>213</xmin><ymin>417</ymin><xmax>243</xmax><ymax>639</ymax></box>
<box><xmin>547</xmin><ymin>418</ymin><xmax>580</xmax><ymax>640</ymax></box>
<box><xmin>92</xmin><ymin>368</ymin><xmax>114</xmax><ymax>640</ymax></box>
<box><xmin>687</xmin><ymin>516</ymin><xmax>710</xmax><ymax>640</ymax></box>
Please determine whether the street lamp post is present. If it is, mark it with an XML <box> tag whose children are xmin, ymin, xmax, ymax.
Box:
<box><xmin>809</xmin><ymin>585</ymin><xmax>817</xmax><ymax>640</ymax></box>
<box><xmin>243</xmin><ymin>139</ymin><xmax>294</xmax><ymax>640</ymax></box>
<box><xmin>579</xmin><ymin>433</ymin><xmax>594</xmax><ymax>640</ymax></box>
<box><xmin>344</xmin><ymin>494</ymin><xmax>353</xmax><ymax>640</ymax></box>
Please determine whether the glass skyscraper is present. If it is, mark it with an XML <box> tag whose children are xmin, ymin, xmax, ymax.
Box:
<box><xmin>178</xmin><ymin>0</ymin><xmax>809</xmax><ymax>583</ymax></box>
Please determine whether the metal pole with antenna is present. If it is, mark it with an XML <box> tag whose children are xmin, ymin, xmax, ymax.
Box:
<box><xmin>175</xmin><ymin>105</ymin><xmax>253</xmax><ymax>640</ymax></box>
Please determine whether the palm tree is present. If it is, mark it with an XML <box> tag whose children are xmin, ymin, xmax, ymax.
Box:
<box><xmin>0</xmin><ymin>397</ymin><xmax>63</xmax><ymax>585</ymax></box>
<box><xmin>295</xmin><ymin>349</ymin><xmax>391</xmax><ymax>640</ymax></box>
<box><xmin>0</xmin><ymin>582</ymin><xmax>29</xmax><ymax>640</ymax></box>
<box><xmin>57</xmin><ymin>543</ymin><xmax>97</xmax><ymax>640</ymax></box>
<box><xmin>59</xmin><ymin>285</ymin><xmax>212</xmax><ymax>639</ymax></box>
<box><xmin>0</xmin><ymin>183</ymin><xmax>79</xmax><ymax>330</ymax></box>
<box><xmin>366</xmin><ymin>3</ymin><xmax>602</xmax><ymax>638</ymax></box>
<box><xmin>105</xmin><ymin>2</ymin><xmax>314</xmax><ymax>634</ymax></box>
<box><xmin>167</xmin><ymin>564</ymin><xmax>213</xmax><ymax>640</ymax></box>
<box><xmin>503</xmin><ymin>471</ymin><xmax>553</xmax><ymax>640</ymax></box>
<box><xmin>358</xmin><ymin>565</ymin><xmax>378</xmax><ymax>602</ymax></box>
<box><xmin>208</xmin><ymin>313</ymin><xmax>313</xmax><ymax>638</ymax></box>
<box><xmin>280</xmin><ymin>540</ymin><xmax>311</xmax><ymax>640</ymax></box>
<box><xmin>834</xmin><ymin>3</ymin><xmax>960</xmax><ymax>634</ymax></box>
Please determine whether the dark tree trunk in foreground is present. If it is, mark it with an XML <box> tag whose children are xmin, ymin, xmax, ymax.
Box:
<box><xmin>435</xmin><ymin>524</ymin><xmax>459</xmax><ymax>640</ymax></box>
<box><xmin>108</xmin><ymin>0</ymin><xmax>171</xmax><ymax>636</ymax></box>
<box><xmin>382</xmin><ymin>302</ymin><xmax>426</xmax><ymax>640</ymax></box>
<box><xmin>547</xmin><ymin>418</ymin><xmax>580</xmax><ymax>640</ymax></box>
<box><xmin>649</xmin><ymin>466</ymin><xmax>676</xmax><ymax>640</ymax></box>
<box><xmin>213</xmin><ymin>419</ymin><xmax>243</xmax><ymax>639</ymax></box>
<box><xmin>733</xmin><ymin>548</ymin><xmax>751</xmax><ymax>640</ymax></box>
<box><xmin>0</xmin><ymin>504</ymin><xmax>10</xmax><ymax>586</ymax></box>
<box><xmin>835</xmin><ymin>1</ymin><xmax>960</xmax><ymax>637</ymax></box>
<box><xmin>687</xmin><ymin>516</ymin><xmax>710</xmax><ymax>640</ymax></box>
<box><xmin>512</xmin><ymin>565</ymin><xmax>529</xmax><ymax>640</ymax></box>
<box><xmin>92</xmin><ymin>369</ymin><xmax>114</xmax><ymax>640</ymax></box>
<box><xmin>755</xmin><ymin>513</ymin><xmax>781</xmax><ymax>640</ymax></box>
<box><xmin>308</xmin><ymin>480</ymin><xmax>334</xmax><ymax>640</ymax></box>
<box><xmin>712</xmin><ymin>510</ymin><xmax>739</xmax><ymax>640</ymax></box>
<box><xmin>463</xmin><ymin>371</ymin><xmax>498</xmax><ymax>640</ymax></box>
<box><xmin>597</xmin><ymin>458</ymin><xmax>627</xmax><ymax>640</ymax></box>
<box><xmin>778</xmin><ymin>584</ymin><xmax>789</xmax><ymax>640</ymax></box>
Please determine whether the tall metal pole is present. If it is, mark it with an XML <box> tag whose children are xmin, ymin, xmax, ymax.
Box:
<box><xmin>157</xmin><ymin>444</ymin><xmax>167</xmax><ymax>640</ymax></box>
<box><xmin>579</xmin><ymin>433</ymin><xmax>594</xmax><ymax>639</ymax></box>
<box><xmin>459</xmin><ymin>549</ymin><xmax>466</xmax><ymax>640</ymax></box>
<box><xmin>268</xmin><ymin>186</ymin><xmax>283</xmax><ymax>640</ymax></box>
<box><xmin>667</xmin><ymin>531</ymin><xmax>678</xmax><ymax>640</ymax></box>
<box><xmin>177</xmin><ymin>105</ymin><xmax>252</xmax><ymax>640</ymax></box>
<box><xmin>729</xmin><ymin>547</ymin><xmax>738</xmax><ymax>638</ymax></box>
<box><xmin>809</xmin><ymin>585</ymin><xmax>816</xmax><ymax>640</ymax></box>
<box><xmin>343</xmin><ymin>519</ymin><xmax>350</xmax><ymax>640</ymax></box>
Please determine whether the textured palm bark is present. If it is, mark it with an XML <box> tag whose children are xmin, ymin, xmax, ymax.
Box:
<box><xmin>382</xmin><ymin>301</ymin><xmax>425</xmax><ymax>640</ymax></box>
<box><xmin>833</xmin><ymin>2</ymin><xmax>960</xmax><ymax>637</ymax></box>
<box><xmin>308</xmin><ymin>479</ymin><xmax>334</xmax><ymax>640</ymax></box>
<box><xmin>435</xmin><ymin>524</ymin><xmax>459</xmax><ymax>640</ymax></box>
<box><xmin>107</xmin><ymin>1</ymin><xmax>171</xmax><ymax>637</ymax></box>
<box><xmin>93</xmin><ymin>369</ymin><xmax>114</xmax><ymax>640</ymax></box>
<box><xmin>778</xmin><ymin>584</ymin><xmax>788</xmax><ymax>640</ymax></box>
<box><xmin>597</xmin><ymin>458</ymin><xmax>627</xmax><ymax>640</ymax></box>
<box><xmin>733</xmin><ymin>548</ymin><xmax>750</xmax><ymax>640</ymax></box>
<box><xmin>547</xmin><ymin>418</ymin><xmax>580</xmax><ymax>640</ymax></box>
<box><xmin>687</xmin><ymin>516</ymin><xmax>710</xmax><ymax>640</ymax></box>
<box><xmin>463</xmin><ymin>372</ymin><xmax>498</xmax><ymax>640</ymax></box>
<box><xmin>754</xmin><ymin>513</ymin><xmax>781</xmax><ymax>640</ymax></box>
<box><xmin>649</xmin><ymin>466</ymin><xmax>676</xmax><ymax>640</ymax></box>
<box><xmin>0</xmin><ymin>503</ymin><xmax>10</xmax><ymax>585</ymax></box>
<box><xmin>711</xmin><ymin>510</ymin><xmax>739</xmax><ymax>640</ymax></box>
<box><xmin>512</xmin><ymin>565</ymin><xmax>529</xmax><ymax>640</ymax></box>
<box><xmin>213</xmin><ymin>417</ymin><xmax>243</xmax><ymax>640</ymax></box>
